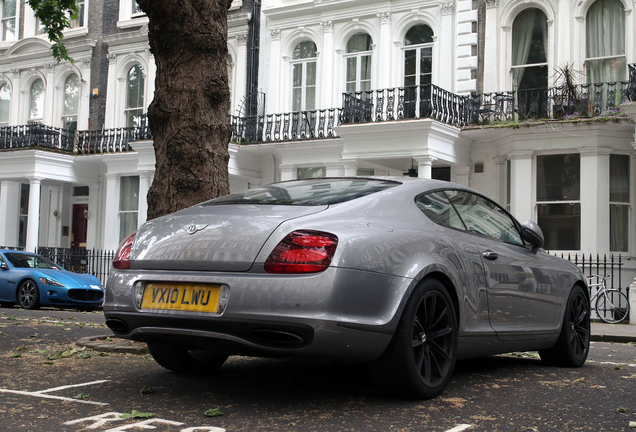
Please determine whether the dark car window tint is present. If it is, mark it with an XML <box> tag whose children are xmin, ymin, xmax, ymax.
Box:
<box><xmin>416</xmin><ymin>192</ymin><xmax>465</xmax><ymax>230</ymax></box>
<box><xmin>445</xmin><ymin>191</ymin><xmax>523</xmax><ymax>245</ymax></box>
<box><xmin>4</xmin><ymin>253</ymin><xmax>61</xmax><ymax>269</ymax></box>
<box><xmin>199</xmin><ymin>179</ymin><xmax>401</xmax><ymax>206</ymax></box>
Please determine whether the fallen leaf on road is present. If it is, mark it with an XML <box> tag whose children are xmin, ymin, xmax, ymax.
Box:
<box><xmin>121</xmin><ymin>410</ymin><xmax>155</xmax><ymax>419</ymax></box>
<box><xmin>205</xmin><ymin>408</ymin><xmax>224</xmax><ymax>417</ymax></box>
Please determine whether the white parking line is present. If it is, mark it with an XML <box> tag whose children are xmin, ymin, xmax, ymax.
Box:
<box><xmin>32</xmin><ymin>379</ymin><xmax>109</xmax><ymax>394</ymax></box>
<box><xmin>445</xmin><ymin>425</ymin><xmax>472</xmax><ymax>432</ymax></box>
<box><xmin>0</xmin><ymin>380</ymin><xmax>110</xmax><ymax>406</ymax></box>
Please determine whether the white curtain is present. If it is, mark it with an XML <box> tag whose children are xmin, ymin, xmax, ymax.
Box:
<box><xmin>512</xmin><ymin>9</ymin><xmax>540</xmax><ymax>88</ymax></box>
<box><xmin>586</xmin><ymin>0</ymin><xmax>625</xmax><ymax>83</ymax></box>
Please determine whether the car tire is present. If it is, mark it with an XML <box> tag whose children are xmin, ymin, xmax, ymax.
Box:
<box><xmin>539</xmin><ymin>285</ymin><xmax>590</xmax><ymax>367</ymax></box>
<box><xmin>369</xmin><ymin>278</ymin><xmax>458</xmax><ymax>399</ymax></box>
<box><xmin>17</xmin><ymin>279</ymin><xmax>40</xmax><ymax>310</ymax></box>
<box><xmin>148</xmin><ymin>344</ymin><xmax>229</xmax><ymax>374</ymax></box>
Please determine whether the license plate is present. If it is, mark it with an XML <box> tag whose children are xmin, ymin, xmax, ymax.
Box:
<box><xmin>141</xmin><ymin>283</ymin><xmax>222</xmax><ymax>313</ymax></box>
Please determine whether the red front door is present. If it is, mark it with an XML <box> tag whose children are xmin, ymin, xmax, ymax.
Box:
<box><xmin>71</xmin><ymin>204</ymin><xmax>88</xmax><ymax>249</ymax></box>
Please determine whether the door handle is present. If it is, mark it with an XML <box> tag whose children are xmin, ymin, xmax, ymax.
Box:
<box><xmin>482</xmin><ymin>251</ymin><xmax>499</xmax><ymax>260</ymax></box>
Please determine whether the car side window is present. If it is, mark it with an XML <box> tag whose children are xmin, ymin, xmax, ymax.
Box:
<box><xmin>415</xmin><ymin>191</ymin><xmax>466</xmax><ymax>230</ymax></box>
<box><xmin>445</xmin><ymin>190</ymin><xmax>524</xmax><ymax>245</ymax></box>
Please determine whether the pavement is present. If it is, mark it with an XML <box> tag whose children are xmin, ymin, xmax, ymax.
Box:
<box><xmin>590</xmin><ymin>322</ymin><xmax>636</xmax><ymax>344</ymax></box>
<box><xmin>76</xmin><ymin>322</ymin><xmax>636</xmax><ymax>355</ymax></box>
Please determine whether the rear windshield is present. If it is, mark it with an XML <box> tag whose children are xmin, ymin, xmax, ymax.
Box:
<box><xmin>199</xmin><ymin>178</ymin><xmax>401</xmax><ymax>206</ymax></box>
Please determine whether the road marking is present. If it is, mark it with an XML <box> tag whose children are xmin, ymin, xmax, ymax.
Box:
<box><xmin>445</xmin><ymin>425</ymin><xmax>472</xmax><ymax>432</ymax></box>
<box><xmin>0</xmin><ymin>380</ymin><xmax>109</xmax><ymax>406</ymax></box>
<box><xmin>33</xmin><ymin>379</ymin><xmax>110</xmax><ymax>394</ymax></box>
<box><xmin>587</xmin><ymin>360</ymin><xmax>636</xmax><ymax>367</ymax></box>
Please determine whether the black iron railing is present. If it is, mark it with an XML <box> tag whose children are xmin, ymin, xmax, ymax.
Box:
<box><xmin>37</xmin><ymin>247</ymin><xmax>114</xmax><ymax>286</ymax></box>
<box><xmin>231</xmin><ymin>108</ymin><xmax>341</xmax><ymax>143</ymax></box>
<box><xmin>0</xmin><ymin>120</ymin><xmax>151</xmax><ymax>155</ymax></box>
<box><xmin>472</xmin><ymin>80</ymin><xmax>634</xmax><ymax>124</ymax></box>
<box><xmin>553</xmin><ymin>253</ymin><xmax>630</xmax><ymax>322</ymax></box>
<box><xmin>0</xmin><ymin>123</ymin><xmax>75</xmax><ymax>152</ymax></box>
<box><xmin>340</xmin><ymin>84</ymin><xmax>471</xmax><ymax>126</ymax></box>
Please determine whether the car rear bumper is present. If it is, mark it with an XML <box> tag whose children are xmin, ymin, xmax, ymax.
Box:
<box><xmin>103</xmin><ymin>266</ymin><xmax>415</xmax><ymax>363</ymax></box>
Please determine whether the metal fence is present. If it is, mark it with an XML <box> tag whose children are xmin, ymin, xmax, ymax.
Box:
<box><xmin>37</xmin><ymin>247</ymin><xmax>114</xmax><ymax>287</ymax></box>
<box><xmin>553</xmin><ymin>253</ymin><xmax>630</xmax><ymax>323</ymax></box>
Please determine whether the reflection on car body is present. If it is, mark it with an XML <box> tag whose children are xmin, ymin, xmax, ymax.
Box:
<box><xmin>103</xmin><ymin>177</ymin><xmax>590</xmax><ymax>399</ymax></box>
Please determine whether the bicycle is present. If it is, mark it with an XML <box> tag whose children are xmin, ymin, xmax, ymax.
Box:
<box><xmin>587</xmin><ymin>274</ymin><xmax>630</xmax><ymax>324</ymax></box>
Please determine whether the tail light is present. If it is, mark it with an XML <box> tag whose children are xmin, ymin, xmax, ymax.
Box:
<box><xmin>265</xmin><ymin>230</ymin><xmax>338</xmax><ymax>274</ymax></box>
<box><xmin>113</xmin><ymin>231</ymin><xmax>137</xmax><ymax>270</ymax></box>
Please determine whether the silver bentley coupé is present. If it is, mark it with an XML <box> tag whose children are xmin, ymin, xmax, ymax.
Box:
<box><xmin>103</xmin><ymin>177</ymin><xmax>590</xmax><ymax>399</ymax></box>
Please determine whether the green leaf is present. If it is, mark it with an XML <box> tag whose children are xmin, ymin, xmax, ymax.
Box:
<box><xmin>617</xmin><ymin>407</ymin><xmax>627</xmax><ymax>413</ymax></box>
<box><xmin>204</xmin><ymin>408</ymin><xmax>224</xmax><ymax>417</ymax></box>
<box><xmin>140</xmin><ymin>386</ymin><xmax>155</xmax><ymax>395</ymax></box>
<box><xmin>16</xmin><ymin>346</ymin><xmax>27</xmax><ymax>351</ymax></box>
<box><xmin>121</xmin><ymin>410</ymin><xmax>155</xmax><ymax>420</ymax></box>
<box><xmin>615</xmin><ymin>365</ymin><xmax>622</xmax><ymax>370</ymax></box>
<box><xmin>10</xmin><ymin>353</ymin><xmax>21</xmax><ymax>358</ymax></box>
<box><xmin>105</xmin><ymin>337</ymin><xmax>112</xmax><ymax>341</ymax></box>
<box><xmin>72</xmin><ymin>393</ymin><xmax>91</xmax><ymax>400</ymax></box>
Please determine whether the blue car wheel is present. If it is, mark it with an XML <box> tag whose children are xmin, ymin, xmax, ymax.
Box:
<box><xmin>17</xmin><ymin>279</ymin><xmax>40</xmax><ymax>310</ymax></box>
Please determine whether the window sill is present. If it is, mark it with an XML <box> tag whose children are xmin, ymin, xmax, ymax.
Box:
<box><xmin>63</xmin><ymin>27</ymin><xmax>89</xmax><ymax>39</ymax></box>
<box><xmin>117</xmin><ymin>16</ymin><xmax>149</xmax><ymax>29</ymax></box>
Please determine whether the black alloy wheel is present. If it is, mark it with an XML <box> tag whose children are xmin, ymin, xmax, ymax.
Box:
<box><xmin>370</xmin><ymin>278</ymin><xmax>458</xmax><ymax>399</ymax></box>
<box><xmin>17</xmin><ymin>279</ymin><xmax>40</xmax><ymax>310</ymax></box>
<box><xmin>539</xmin><ymin>285</ymin><xmax>590</xmax><ymax>367</ymax></box>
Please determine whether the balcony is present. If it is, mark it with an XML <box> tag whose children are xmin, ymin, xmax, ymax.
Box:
<box><xmin>231</xmin><ymin>63</ymin><xmax>636</xmax><ymax>144</ymax></box>
<box><xmin>0</xmin><ymin>118</ymin><xmax>152</xmax><ymax>155</ymax></box>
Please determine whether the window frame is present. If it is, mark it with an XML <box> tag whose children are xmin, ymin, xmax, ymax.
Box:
<box><xmin>344</xmin><ymin>33</ymin><xmax>373</xmax><ymax>93</ymax></box>
<box><xmin>0</xmin><ymin>82</ymin><xmax>10</xmax><ymax>126</ymax></box>
<box><xmin>535</xmin><ymin>153</ymin><xmax>581</xmax><ymax>251</ymax></box>
<box><xmin>291</xmin><ymin>40</ymin><xmax>317</xmax><ymax>112</ymax></box>
<box><xmin>416</xmin><ymin>189</ymin><xmax>526</xmax><ymax>247</ymax></box>
<box><xmin>124</xmin><ymin>64</ymin><xmax>145</xmax><ymax>128</ymax></box>
<box><xmin>1</xmin><ymin>0</ymin><xmax>17</xmax><ymax>43</ymax></box>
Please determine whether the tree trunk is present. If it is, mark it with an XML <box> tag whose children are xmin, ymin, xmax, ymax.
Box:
<box><xmin>138</xmin><ymin>0</ymin><xmax>233</xmax><ymax>220</ymax></box>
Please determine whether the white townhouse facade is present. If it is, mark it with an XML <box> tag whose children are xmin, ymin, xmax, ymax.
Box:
<box><xmin>0</xmin><ymin>0</ymin><xmax>636</xmax><ymax>283</ymax></box>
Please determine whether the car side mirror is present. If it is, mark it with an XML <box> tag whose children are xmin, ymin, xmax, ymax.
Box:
<box><xmin>0</xmin><ymin>262</ymin><xmax>8</xmax><ymax>270</ymax></box>
<box><xmin>520</xmin><ymin>220</ymin><xmax>544</xmax><ymax>252</ymax></box>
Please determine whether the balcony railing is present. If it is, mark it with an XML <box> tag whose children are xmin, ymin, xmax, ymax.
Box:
<box><xmin>0</xmin><ymin>123</ymin><xmax>75</xmax><ymax>152</ymax></box>
<box><xmin>472</xmin><ymin>80</ymin><xmax>635</xmax><ymax>124</ymax></box>
<box><xmin>231</xmin><ymin>108</ymin><xmax>341</xmax><ymax>143</ymax></box>
<box><xmin>0</xmin><ymin>119</ymin><xmax>151</xmax><ymax>155</ymax></box>
<box><xmin>340</xmin><ymin>84</ymin><xmax>472</xmax><ymax>126</ymax></box>
<box><xmin>231</xmin><ymin>63</ymin><xmax>636</xmax><ymax>144</ymax></box>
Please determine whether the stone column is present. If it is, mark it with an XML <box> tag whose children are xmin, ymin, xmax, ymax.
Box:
<box><xmin>377</xmin><ymin>12</ymin><xmax>391</xmax><ymax>89</ymax></box>
<box><xmin>43</xmin><ymin>64</ymin><xmax>55</xmax><ymax>126</ymax></box>
<box><xmin>0</xmin><ymin>181</ymin><xmax>20</xmax><ymax>246</ymax></box>
<box><xmin>104</xmin><ymin>54</ymin><xmax>118</xmax><ymax>129</ymax></box>
<box><xmin>25</xmin><ymin>178</ymin><xmax>43</xmax><ymax>252</ymax></box>
<box><xmin>508</xmin><ymin>151</ymin><xmax>533</xmax><ymax>224</ymax></box>
<box><xmin>235</xmin><ymin>33</ymin><xmax>248</xmax><ymax>114</ymax></box>
<box><xmin>46</xmin><ymin>186</ymin><xmax>61</xmax><ymax>247</ymax></box>
<box><xmin>439</xmin><ymin>3</ymin><xmax>455</xmax><ymax>92</ymax></box>
<box><xmin>9</xmin><ymin>70</ymin><xmax>20</xmax><ymax>125</ymax></box>
<box><xmin>103</xmin><ymin>174</ymin><xmax>120</xmax><ymax>251</ymax></box>
<box><xmin>415</xmin><ymin>156</ymin><xmax>436</xmax><ymax>179</ymax></box>
<box><xmin>147</xmin><ymin>52</ymin><xmax>157</xmax><ymax>110</ymax></box>
<box><xmin>79</xmin><ymin>58</ymin><xmax>92</xmax><ymax>130</ymax></box>
<box><xmin>268</xmin><ymin>29</ymin><xmax>282</xmax><ymax>113</ymax></box>
<box><xmin>580</xmin><ymin>148</ymin><xmax>611</xmax><ymax>255</ymax></box>
<box><xmin>483</xmin><ymin>0</ymin><xmax>499</xmax><ymax>93</ymax></box>
<box><xmin>86</xmin><ymin>184</ymin><xmax>99</xmax><ymax>249</ymax></box>
<box><xmin>321</xmin><ymin>20</ymin><xmax>334</xmax><ymax>108</ymax></box>
<box><xmin>137</xmin><ymin>171</ymin><xmax>152</xmax><ymax>228</ymax></box>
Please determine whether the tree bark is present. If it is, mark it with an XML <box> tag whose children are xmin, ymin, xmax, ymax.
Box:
<box><xmin>138</xmin><ymin>0</ymin><xmax>233</xmax><ymax>220</ymax></box>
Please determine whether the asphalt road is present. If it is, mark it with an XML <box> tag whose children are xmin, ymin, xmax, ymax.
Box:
<box><xmin>1</xmin><ymin>307</ymin><xmax>635</xmax><ymax>432</ymax></box>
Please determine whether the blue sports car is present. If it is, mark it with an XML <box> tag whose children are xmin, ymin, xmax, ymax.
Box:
<box><xmin>0</xmin><ymin>249</ymin><xmax>104</xmax><ymax>310</ymax></box>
